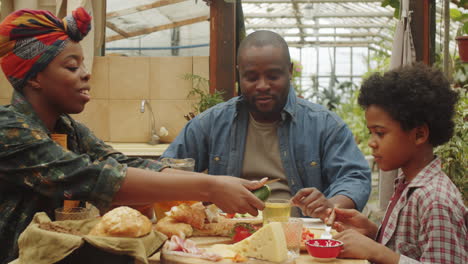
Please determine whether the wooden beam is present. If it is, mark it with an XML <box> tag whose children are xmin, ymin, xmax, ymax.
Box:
<box><xmin>243</xmin><ymin>0</ymin><xmax>381</xmax><ymax>3</ymax></box>
<box><xmin>287</xmin><ymin>40</ymin><xmax>374</xmax><ymax>46</ymax></box>
<box><xmin>209</xmin><ymin>0</ymin><xmax>236</xmax><ymax>100</ymax></box>
<box><xmin>282</xmin><ymin>33</ymin><xmax>393</xmax><ymax>43</ymax></box>
<box><xmin>106</xmin><ymin>15</ymin><xmax>209</xmax><ymax>42</ymax></box>
<box><xmin>410</xmin><ymin>0</ymin><xmax>434</xmax><ymax>65</ymax></box>
<box><xmin>291</xmin><ymin>2</ymin><xmax>305</xmax><ymax>43</ymax></box>
<box><xmin>106</xmin><ymin>21</ymin><xmax>130</xmax><ymax>38</ymax></box>
<box><xmin>106</xmin><ymin>0</ymin><xmax>188</xmax><ymax>18</ymax></box>
<box><xmin>245</xmin><ymin>12</ymin><xmax>394</xmax><ymax>19</ymax></box>
<box><xmin>247</xmin><ymin>23</ymin><xmax>393</xmax><ymax>29</ymax></box>
<box><xmin>282</xmin><ymin>32</ymin><xmax>391</xmax><ymax>38</ymax></box>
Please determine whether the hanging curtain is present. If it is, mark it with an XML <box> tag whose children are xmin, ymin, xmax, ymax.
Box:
<box><xmin>379</xmin><ymin>0</ymin><xmax>416</xmax><ymax>210</ymax></box>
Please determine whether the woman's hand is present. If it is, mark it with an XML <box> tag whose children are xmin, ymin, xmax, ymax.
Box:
<box><xmin>291</xmin><ymin>188</ymin><xmax>334</xmax><ymax>220</ymax></box>
<box><xmin>329</xmin><ymin>208</ymin><xmax>378</xmax><ymax>238</ymax></box>
<box><xmin>207</xmin><ymin>176</ymin><xmax>266</xmax><ymax>216</ymax></box>
<box><xmin>334</xmin><ymin>229</ymin><xmax>400</xmax><ymax>264</ymax></box>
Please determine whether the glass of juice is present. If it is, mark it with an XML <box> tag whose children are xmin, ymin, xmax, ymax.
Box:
<box><xmin>265</xmin><ymin>217</ymin><xmax>304</xmax><ymax>259</ymax></box>
<box><xmin>262</xmin><ymin>198</ymin><xmax>292</xmax><ymax>225</ymax></box>
<box><xmin>55</xmin><ymin>207</ymin><xmax>91</xmax><ymax>221</ymax></box>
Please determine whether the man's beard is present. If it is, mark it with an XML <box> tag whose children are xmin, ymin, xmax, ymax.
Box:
<box><xmin>246</xmin><ymin>94</ymin><xmax>285</xmax><ymax>116</ymax></box>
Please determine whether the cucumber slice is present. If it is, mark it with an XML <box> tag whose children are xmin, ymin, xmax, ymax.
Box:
<box><xmin>252</xmin><ymin>185</ymin><xmax>271</xmax><ymax>201</ymax></box>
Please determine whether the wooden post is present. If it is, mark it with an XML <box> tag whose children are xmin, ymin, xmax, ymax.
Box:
<box><xmin>209</xmin><ymin>0</ymin><xmax>236</xmax><ymax>100</ymax></box>
<box><xmin>410</xmin><ymin>0</ymin><xmax>435</xmax><ymax>65</ymax></box>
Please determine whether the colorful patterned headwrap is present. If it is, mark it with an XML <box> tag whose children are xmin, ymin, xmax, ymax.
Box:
<box><xmin>0</xmin><ymin>7</ymin><xmax>91</xmax><ymax>92</ymax></box>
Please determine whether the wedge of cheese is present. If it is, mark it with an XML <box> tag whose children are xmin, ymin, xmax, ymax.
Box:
<box><xmin>207</xmin><ymin>222</ymin><xmax>288</xmax><ymax>263</ymax></box>
<box><xmin>206</xmin><ymin>244</ymin><xmax>237</xmax><ymax>258</ymax></box>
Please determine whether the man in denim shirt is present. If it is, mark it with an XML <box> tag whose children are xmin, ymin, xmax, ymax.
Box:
<box><xmin>163</xmin><ymin>30</ymin><xmax>371</xmax><ymax>218</ymax></box>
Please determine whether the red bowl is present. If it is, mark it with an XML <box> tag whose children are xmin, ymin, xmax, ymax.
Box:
<box><xmin>305</xmin><ymin>239</ymin><xmax>343</xmax><ymax>259</ymax></box>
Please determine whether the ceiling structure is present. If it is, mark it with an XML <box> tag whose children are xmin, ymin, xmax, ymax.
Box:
<box><xmin>105</xmin><ymin>0</ymin><xmax>462</xmax><ymax>56</ymax></box>
<box><xmin>103</xmin><ymin>0</ymin><xmax>464</xmax><ymax>100</ymax></box>
<box><xmin>242</xmin><ymin>0</ymin><xmax>395</xmax><ymax>51</ymax></box>
<box><xmin>105</xmin><ymin>0</ymin><xmax>397</xmax><ymax>54</ymax></box>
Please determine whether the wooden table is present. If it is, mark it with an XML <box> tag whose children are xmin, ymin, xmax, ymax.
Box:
<box><xmin>149</xmin><ymin>251</ymin><xmax>368</xmax><ymax>264</ymax></box>
<box><xmin>148</xmin><ymin>218</ymin><xmax>368</xmax><ymax>264</ymax></box>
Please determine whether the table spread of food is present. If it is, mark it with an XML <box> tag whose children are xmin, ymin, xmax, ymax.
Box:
<box><xmin>148</xmin><ymin>201</ymin><xmax>368</xmax><ymax>264</ymax></box>
<box><xmin>30</xmin><ymin>201</ymin><xmax>368</xmax><ymax>264</ymax></box>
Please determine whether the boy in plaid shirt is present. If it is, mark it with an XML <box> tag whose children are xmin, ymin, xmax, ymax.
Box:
<box><xmin>330</xmin><ymin>63</ymin><xmax>466</xmax><ymax>264</ymax></box>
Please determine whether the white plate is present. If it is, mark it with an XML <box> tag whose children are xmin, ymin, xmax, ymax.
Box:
<box><xmin>301</xmin><ymin>218</ymin><xmax>327</xmax><ymax>229</ymax></box>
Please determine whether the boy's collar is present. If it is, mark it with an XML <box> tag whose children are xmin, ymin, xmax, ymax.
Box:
<box><xmin>396</xmin><ymin>157</ymin><xmax>441</xmax><ymax>187</ymax></box>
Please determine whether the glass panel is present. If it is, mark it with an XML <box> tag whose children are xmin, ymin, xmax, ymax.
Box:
<box><xmin>352</xmin><ymin>47</ymin><xmax>369</xmax><ymax>75</ymax></box>
<box><xmin>335</xmin><ymin>48</ymin><xmax>351</xmax><ymax>76</ymax></box>
<box><xmin>318</xmin><ymin>47</ymin><xmax>332</xmax><ymax>75</ymax></box>
<box><xmin>302</xmin><ymin>47</ymin><xmax>317</xmax><ymax>75</ymax></box>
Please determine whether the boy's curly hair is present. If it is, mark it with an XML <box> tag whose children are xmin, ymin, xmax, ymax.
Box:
<box><xmin>358</xmin><ymin>63</ymin><xmax>459</xmax><ymax>147</ymax></box>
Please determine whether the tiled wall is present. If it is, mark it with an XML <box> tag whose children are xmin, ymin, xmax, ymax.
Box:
<box><xmin>0</xmin><ymin>56</ymin><xmax>210</xmax><ymax>143</ymax></box>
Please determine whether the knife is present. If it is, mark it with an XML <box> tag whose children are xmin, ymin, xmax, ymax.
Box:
<box><xmin>264</xmin><ymin>178</ymin><xmax>280</xmax><ymax>185</ymax></box>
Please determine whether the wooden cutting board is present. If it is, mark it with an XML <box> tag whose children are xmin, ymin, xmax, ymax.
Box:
<box><xmin>147</xmin><ymin>234</ymin><xmax>368</xmax><ymax>264</ymax></box>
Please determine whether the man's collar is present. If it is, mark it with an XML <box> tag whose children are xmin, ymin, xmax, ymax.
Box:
<box><xmin>235</xmin><ymin>85</ymin><xmax>297</xmax><ymax>122</ymax></box>
<box><xmin>282</xmin><ymin>86</ymin><xmax>297</xmax><ymax>121</ymax></box>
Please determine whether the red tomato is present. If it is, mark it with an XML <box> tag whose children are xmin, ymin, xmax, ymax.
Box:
<box><xmin>231</xmin><ymin>223</ymin><xmax>258</xmax><ymax>243</ymax></box>
<box><xmin>225</xmin><ymin>213</ymin><xmax>236</xmax><ymax>219</ymax></box>
<box><xmin>301</xmin><ymin>228</ymin><xmax>315</xmax><ymax>242</ymax></box>
<box><xmin>232</xmin><ymin>229</ymin><xmax>252</xmax><ymax>243</ymax></box>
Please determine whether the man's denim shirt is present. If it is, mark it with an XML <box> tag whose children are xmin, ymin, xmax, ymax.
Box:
<box><xmin>163</xmin><ymin>88</ymin><xmax>371</xmax><ymax>211</ymax></box>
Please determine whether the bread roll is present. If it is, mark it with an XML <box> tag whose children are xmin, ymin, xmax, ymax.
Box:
<box><xmin>89</xmin><ymin>206</ymin><xmax>152</xmax><ymax>237</ymax></box>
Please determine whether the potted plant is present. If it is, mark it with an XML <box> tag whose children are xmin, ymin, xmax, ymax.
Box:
<box><xmin>291</xmin><ymin>59</ymin><xmax>305</xmax><ymax>98</ymax></box>
<box><xmin>435</xmin><ymin>87</ymin><xmax>468</xmax><ymax>205</ymax></box>
<box><xmin>183</xmin><ymin>73</ymin><xmax>224</xmax><ymax>115</ymax></box>
<box><xmin>451</xmin><ymin>7</ymin><xmax>468</xmax><ymax>62</ymax></box>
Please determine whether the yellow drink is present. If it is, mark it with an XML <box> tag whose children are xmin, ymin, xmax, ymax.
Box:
<box><xmin>263</xmin><ymin>199</ymin><xmax>291</xmax><ymax>224</ymax></box>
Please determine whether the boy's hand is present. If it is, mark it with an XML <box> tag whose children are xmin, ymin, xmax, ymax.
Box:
<box><xmin>333</xmin><ymin>229</ymin><xmax>377</xmax><ymax>260</ymax></box>
<box><xmin>334</xmin><ymin>229</ymin><xmax>400</xmax><ymax>263</ymax></box>
<box><xmin>291</xmin><ymin>188</ymin><xmax>334</xmax><ymax>220</ymax></box>
<box><xmin>330</xmin><ymin>208</ymin><xmax>378</xmax><ymax>238</ymax></box>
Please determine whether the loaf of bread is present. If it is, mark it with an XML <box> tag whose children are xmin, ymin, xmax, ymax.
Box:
<box><xmin>89</xmin><ymin>206</ymin><xmax>152</xmax><ymax>237</ymax></box>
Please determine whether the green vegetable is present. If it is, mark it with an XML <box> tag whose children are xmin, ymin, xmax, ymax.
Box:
<box><xmin>252</xmin><ymin>185</ymin><xmax>271</xmax><ymax>201</ymax></box>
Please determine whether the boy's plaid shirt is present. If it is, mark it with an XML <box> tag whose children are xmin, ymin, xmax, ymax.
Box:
<box><xmin>378</xmin><ymin>158</ymin><xmax>467</xmax><ymax>264</ymax></box>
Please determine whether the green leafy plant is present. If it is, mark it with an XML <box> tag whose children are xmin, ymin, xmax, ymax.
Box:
<box><xmin>291</xmin><ymin>59</ymin><xmax>305</xmax><ymax>97</ymax></box>
<box><xmin>336</xmin><ymin>48</ymin><xmax>391</xmax><ymax>155</ymax></box>
<box><xmin>453</xmin><ymin>57</ymin><xmax>468</xmax><ymax>87</ymax></box>
<box><xmin>183</xmin><ymin>73</ymin><xmax>224</xmax><ymax>114</ymax></box>
<box><xmin>435</xmin><ymin>87</ymin><xmax>468</xmax><ymax>205</ymax></box>
<box><xmin>450</xmin><ymin>7</ymin><xmax>468</xmax><ymax>35</ymax></box>
<box><xmin>335</xmin><ymin>90</ymin><xmax>371</xmax><ymax>156</ymax></box>
<box><xmin>381</xmin><ymin>0</ymin><xmax>400</xmax><ymax>18</ymax></box>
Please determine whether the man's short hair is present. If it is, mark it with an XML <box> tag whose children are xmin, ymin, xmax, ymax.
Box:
<box><xmin>237</xmin><ymin>30</ymin><xmax>291</xmax><ymax>65</ymax></box>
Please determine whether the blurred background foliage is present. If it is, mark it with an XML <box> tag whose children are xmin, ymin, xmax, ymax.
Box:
<box><xmin>308</xmin><ymin>45</ymin><xmax>467</xmax><ymax>204</ymax></box>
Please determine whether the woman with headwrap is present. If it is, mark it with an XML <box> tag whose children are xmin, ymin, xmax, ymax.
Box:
<box><xmin>0</xmin><ymin>8</ymin><xmax>265</xmax><ymax>263</ymax></box>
